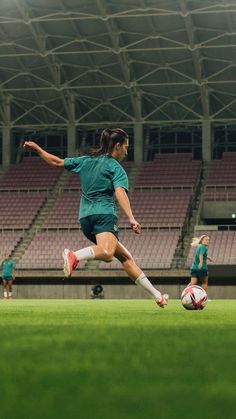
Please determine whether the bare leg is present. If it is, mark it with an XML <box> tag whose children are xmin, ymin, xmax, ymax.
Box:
<box><xmin>114</xmin><ymin>241</ymin><xmax>142</xmax><ymax>281</ymax></box>
<box><xmin>92</xmin><ymin>232</ymin><xmax>118</xmax><ymax>262</ymax></box>
<box><xmin>201</xmin><ymin>277</ymin><xmax>208</xmax><ymax>294</ymax></box>
<box><xmin>114</xmin><ymin>241</ymin><xmax>167</xmax><ymax>304</ymax></box>
<box><xmin>8</xmin><ymin>280</ymin><xmax>13</xmax><ymax>298</ymax></box>
<box><xmin>63</xmin><ymin>235</ymin><xmax>168</xmax><ymax>306</ymax></box>
<box><xmin>63</xmin><ymin>232</ymin><xmax>119</xmax><ymax>277</ymax></box>
<box><xmin>190</xmin><ymin>277</ymin><xmax>198</xmax><ymax>286</ymax></box>
<box><xmin>3</xmin><ymin>280</ymin><xmax>9</xmax><ymax>299</ymax></box>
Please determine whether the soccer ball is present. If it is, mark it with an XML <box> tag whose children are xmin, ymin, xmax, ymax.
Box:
<box><xmin>181</xmin><ymin>285</ymin><xmax>208</xmax><ymax>310</ymax></box>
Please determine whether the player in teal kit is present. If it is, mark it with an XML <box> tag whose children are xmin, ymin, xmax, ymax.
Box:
<box><xmin>1</xmin><ymin>255</ymin><xmax>15</xmax><ymax>299</ymax></box>
<box><xmin>190</xmin><ymin>235</ymin><xmax>214</xmax><ymax>294</ymax></box>
<box><xmin>64</xmin><ymin>147</ymin><xmax>128</xmax><ymax>243</ymax></box>
<box><xmin>24</xmin><ymin>129</ymin><xmax>168</xmax><ymax>308</ymax></box>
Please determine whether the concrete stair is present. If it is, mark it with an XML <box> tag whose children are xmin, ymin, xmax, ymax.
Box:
<box><xmin>171</xmin><ymin>161</ymin><xmax>209</xmax><ymax>269</ymax></box>
<box><xmin>128</xmin><ymin>163</ymin><xmax>141</xmax><ymax>192</ymax></box>
<box><xmin>176</xmin><ymin>162</ymin><xmax>211</xmax><ymax>269</ymax></box>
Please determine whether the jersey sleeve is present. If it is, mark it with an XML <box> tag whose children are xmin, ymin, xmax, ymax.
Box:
<box><xmin>112</xmin><ymin>165</ymin><xmax>129</xmax><ymax>192</ymax></box>
<box><xmin>199</xmin><ymin>244</ymin><xmax>206</xmax><ymax>255</ymax></box>
<box><xmin>64</xmin><ymin>157</ymin><xmax>83</xmax><ymax>173</ymax></box>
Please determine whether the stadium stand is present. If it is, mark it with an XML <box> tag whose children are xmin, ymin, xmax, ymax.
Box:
<box><xmin>0</xmin><ymin>157</ymin><xmax>62</xmax><ymax>189</ymax></box>
<box><xmin>0</xmin><ymin>153</ymin><xmax>201</xmax><ymax>270</ymax></box>
<box><xmin>135</xmin><ymin>153</ymin><xmax>200</xmax><ymax>188</ymax></box>
<box><xmin>17</xmin><ymin>230</ymin><xmax>90</xmax><ymax>270</ymax></box>
<box><xmin>99</xmin><ymin>230</ymin><xmax>180</xmax><ymax>270</ymax></box>
<box><xmin>42</xmin><ymin>190</ymin><xmax>192</xmax><ymax>229</ymax></box>
<box><xmin>0</xmin><ymin>230</ymin><xmax>23</xmax><ymax>261</ymax></box>
<box><xmin>42</xmin><ymin>191</ymin><xmax>80</xmax><ymax>228</ymax></box>
<box><xmin>0</xmin><ymin>192</ymin><xmax>47</xmax><ymax>228</ymax></box>
<box><xmin>204</xmin><ymin>152</ymin><xmax>236</xmax><ymax>201</ymax></box>
<box><xmin>64</xmin><ymin>172</ymin><xmax>81</xmax><ymax>189</ymax></box>
<box><xmin>119</xmin><ymin>190</ymin><xmax>192</xmax><ymax>228</ymax></box>
<box><xmin>43</xmin><ymin>154</ymin><xmax>200</xmax><ymax>230</ymax></box>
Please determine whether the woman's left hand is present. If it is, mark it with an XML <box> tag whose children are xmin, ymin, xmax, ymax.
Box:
<box><xmin>130</xmin><ymin>218</ymin><xmax>141</xmax><ymax>234</ymax></box>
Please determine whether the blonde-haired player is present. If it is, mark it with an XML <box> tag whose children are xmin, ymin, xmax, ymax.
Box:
<box><xmin>189</xmin><ymin>235</ymin><xmax>214</xmax><ymax>294</ymax></box>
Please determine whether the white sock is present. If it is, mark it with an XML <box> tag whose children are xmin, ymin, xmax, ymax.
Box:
<box><xmin>9</xmin><ymin>292</ymin><xmax>12</xmax><ymax>297</ymax></box>
<box><xmin>135</xmin><ymin>273</ymin><xmax>161</xmax><ymax>300</ymax></box>
<box><xmin>74</xmin><ymin>246</ymin><xmax>95</xmax><ymax>261</ymax></box>
<box><xmin>4</xmin><ymin>291</ymin><xmax>8</xmax><ymax>298</ymax></box>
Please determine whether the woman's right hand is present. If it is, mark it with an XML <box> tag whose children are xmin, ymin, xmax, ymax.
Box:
<box><xmin>24</xmin><ymin>141</ymin><xmax>41</xmax><ymax>153</ymax></box>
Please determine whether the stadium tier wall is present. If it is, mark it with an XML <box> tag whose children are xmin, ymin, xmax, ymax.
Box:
<box><xmin>9</xmin><ymin>275</ymin><xmax>236</xmax><ymax>300</ymax></box>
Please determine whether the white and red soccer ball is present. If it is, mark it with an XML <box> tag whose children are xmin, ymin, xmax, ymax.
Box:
<box><xmin>181</xmin><ymin>285</ymin><xmax>208</xmax><ymax>310</ymax></box>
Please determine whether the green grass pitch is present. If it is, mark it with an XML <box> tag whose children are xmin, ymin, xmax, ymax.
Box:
<box><xmin>0</xmin><ymin>299</ymin><xmax>235</xmax><ymax>419</ymax></box>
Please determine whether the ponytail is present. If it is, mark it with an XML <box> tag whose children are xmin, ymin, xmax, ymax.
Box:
<box><xmin>88</xmin><ymin>128</ymin><xmax>128</xmax><ymax>156</ymax></box>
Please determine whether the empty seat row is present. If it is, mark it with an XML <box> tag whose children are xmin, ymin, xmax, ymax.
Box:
<box><xmin>0</xmin><ymin>193</ymin><xmax>46</xmax><ymax>229</ymax></box>
<box><xmin>17</xmin><ymin>230</ymin><xmax>90</xmax><ymax>270</ymax></box>
<box><xmin>0</xmin><ymin>157</ymin><xmax>62</xmax><ymax>189</ymax></box>
<box><xmin>99</xmin><ymin>230</ymin><xmax>180</xmax><ymax>270</ymax></box>
<box><xmin>0</xmin><ymin>231</ymin><xmax>23</xmax><ymax>261</ymax></box>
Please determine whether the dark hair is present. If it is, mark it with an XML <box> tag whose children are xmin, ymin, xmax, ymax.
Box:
<box><xmin>88</xmin><ymin>128</ymin><xmax>128</xmax><ymax>156</ymax></box>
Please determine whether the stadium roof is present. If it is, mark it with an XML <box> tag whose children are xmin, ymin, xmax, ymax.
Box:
<box><xmin>1</xmin><ymin>0</ymin><xmax>236</xmax><ymax>130</ymax></box>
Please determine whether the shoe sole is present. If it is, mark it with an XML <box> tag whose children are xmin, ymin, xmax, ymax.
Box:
<box><xmin>62</xmin><ymin>250</ymin><xmax>71</xmax><ymax>278</ymax></box>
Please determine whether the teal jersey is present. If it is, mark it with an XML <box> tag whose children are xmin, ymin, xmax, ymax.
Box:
<box><xmin>2</xmin><ymin>259</ymin><xmax>14</xmax><ymax>278</ymax></box>
<box><xmin>64</xmin><ymin>155</ymin><xmax>129</xmax><ymax>219</ymax></box>
<box><xmin>191</xmin><ymin>244</ymin><xmax>208</xmax><ymax>270</ymax></box>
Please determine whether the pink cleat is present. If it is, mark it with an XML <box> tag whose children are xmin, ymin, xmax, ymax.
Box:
<box><xmin>157</xmin><ymin>294</ymin><xmax>169</xmax><ymax>308</ymax></box>
<box><xmin>62</xmin><ymin>249</ymin><xmax>79</xmax><ymax>278</ymax></box>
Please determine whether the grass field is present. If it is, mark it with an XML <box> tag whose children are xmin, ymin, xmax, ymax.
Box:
<box><xmin>0</xmin><ymin>299</ymin><xmax>235</xmax><ymax>419</ymax></box>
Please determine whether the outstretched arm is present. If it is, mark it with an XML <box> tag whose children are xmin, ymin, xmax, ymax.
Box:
<box><xmin>24</xmin><ymin>141</ymin><xmax>64</xmax><ymax>167</ymax></box>
<box><xmin>115</xmin><ymin>187</ymin><xmax>141</xmax><ymax>234</ymax></box>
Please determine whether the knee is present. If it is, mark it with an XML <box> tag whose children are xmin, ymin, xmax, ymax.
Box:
<box><xmin>103</xmin><ymin>249</ymin><xmax>114</xmax><ymax>263</ymax></box>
